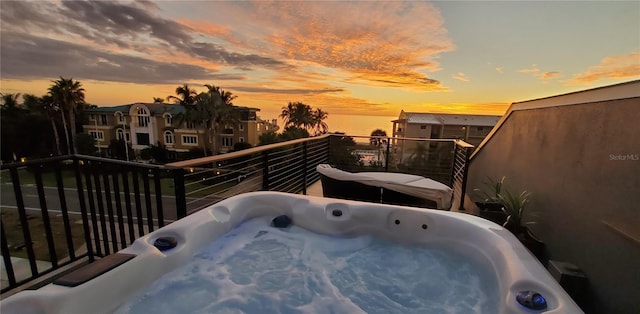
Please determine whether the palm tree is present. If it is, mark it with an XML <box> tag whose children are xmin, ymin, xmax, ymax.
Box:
<box><xmin>1</xmin><ymin>93</ymin><xmax>21</xmax><ymax>110</ymax></box>
<box><xmin>167</xmin><ymin>84</ymin><xmax>197</xmax><ymax>106</ymax></box>
<box><xmin>280</xmin><ymin>102</ymin><xmax>313</xmax><ymax>129</ymax></box>
<box><xmin>23</xmin><ymin>94</ymin><xmax>63</xmax><ymax>155</ymax></box>
<box><xmin>204</xmin><ymin>84</ymin><xmax>236</xmax><ymax>105</ymax></box>
<box><xmin>153</xmin><ymin>97</ymin><xmax>164</xmax><ymax>103</ymax></box>
<box><xmin>370</xmin><ymin>129</ymin><xmax>387</xmax><ymax>146</ymax></box>
<box><xmin>311</xmin><ymin>108</ymin><xmax>329</xmax><ymax>136</ymax></box>
<box><xmin>172</xmin><ymin>102</ymin><xmax>207</xmax><ymax>156</ymax></box>
<box><xmin>48</xmin><ymin>77</ymin><xmax>85</xmax><ymax>155</ymax></box>
<box><xmin>198</xmin><ymin>84</ymin><xmax>240</xmax><ymax>153</ymax></box>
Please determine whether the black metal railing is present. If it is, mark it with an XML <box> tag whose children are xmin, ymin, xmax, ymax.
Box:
<box><xmin>167</xmin><ymin>135</ymin><xmax>330</xmax><ymax>214</ymax></box>
<box><xmin>451</xmin><ymin>140</ymin><xmax>475</xmax><ymax>210</ymax></box>
<box><xmin>0</xmin><ymin>155</ymin><xmax>186</xmax><ymax>294</ymax></box>
<box><xmin>0</xmin><ymin>134</ymin><xmax>472</xmax><ymax>296</ymax></box>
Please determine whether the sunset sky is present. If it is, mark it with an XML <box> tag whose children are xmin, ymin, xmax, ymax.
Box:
<box><xmin>1</xmin><ymin>0</ymin><xmax>639</xmax><ymax>120</ymax></box>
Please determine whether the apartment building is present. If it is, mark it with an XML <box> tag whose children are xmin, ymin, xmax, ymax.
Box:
<box><xmin>82</xmin><ymin>102</ymin><xmax>278</xmax><ymax>156</ymax></box>
<box><xmin>392</xmin><ymin>111</ymin><xmax>501</xmax><ymax>145</ymax></box>
<box><xmin>391</xmin><ymin>111</ymin><xmax>502</xmax><ymax>165</ymax></box>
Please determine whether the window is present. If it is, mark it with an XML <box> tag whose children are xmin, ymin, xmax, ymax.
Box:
<box><xmin>116</xmin><ymin>129</ymin><xmax>124</xmax><ymax>140</ymax></box>
<box><xmin>164</xmin><ymin>114</ymin><xmax>172</xmax><ymax>126</ymax></box>
<box><xmin>89</xmin><ymin>114</ymin><xmax>96</xmax><ymax>121</ymax></box>
<box><xmin>164</xmin><ymin>131</ymin><xmax>174</xmax><ymax>144</ymax></box>
<box><xmin>100</xmin><ymin>114</ymin><xmax>107</xmax><ymax>125</ymax></box>
<box><xmin>136</xmin><ymin>107</ymin><xmax>149</xmax><ymax>127</ymax></box>
<box><xmin>186</xmin><ymin>121</ymin><xmax>196</xmax><ymax>129</ymax></box>
<box><xmin>222</xmin><ymin>137</ymin><xmax>233</xmax><ymax>147</ymax></box>
<box><xmin>182</xmin><ymin>135</ymin><xmax>198</xmax><ymax>145</ymax></box>
<box><xmin>136</xmin><ymin>133</ymin><xmax>150</xmax><ymax>146</ymax></box>
<box><xmin>116</xmin><ymin>112</ymin><xmax>125</xmax><ymax>123</ymax></box>
<box><xmin>89</xmin><ymin>131</ymin><xmax>104</xmax><ymax>140</ymax></box>
<box><xmin>239</xmin><ymin>137</ymin><xmax>245</xmax><ymax>143</ymax></box>
<box><xmin>420</xmin><ymin>125</ymin><xmax>427</xmax><ymax>130</ymax></box>
<box><xmin>239</xmin><ymin>124</ymin><xmax>244</xmax><ymax>131</ymax></box>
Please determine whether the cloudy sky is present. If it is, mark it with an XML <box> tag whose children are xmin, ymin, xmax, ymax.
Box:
<box><xmin>1</xmin><ymin>0</ymin><xmax>639</xmax><ymax>118</ymax></box>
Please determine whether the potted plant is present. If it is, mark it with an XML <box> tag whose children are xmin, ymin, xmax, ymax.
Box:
<box><xmin>497</xmin><ymin>189</ymin><xmax>547</xmax><ymax>265</ymax></box>
<box><xmin>497</xmin><ymin>189</ymin><xmax>531</xmax><ymax>235</ymax></box>
<box><xmin>474</xmin><ymin>176</ymin><xmax>508</xmax><ymax>224</ymax></box>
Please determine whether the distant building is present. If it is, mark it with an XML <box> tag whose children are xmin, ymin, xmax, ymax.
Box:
<box><xmin>392</xmin><ymin>111</ymin><xmax>501</xmax><ymax>146</ymax></box>
<box><xmin>82</xmin><ymin>102</ymin><xmax>278</xmax><ymax>157</ymax></box>
<box><xmin>391</xmin><ymin>111</ymin><xmax>502</xmax><ymax>165</ymax></box>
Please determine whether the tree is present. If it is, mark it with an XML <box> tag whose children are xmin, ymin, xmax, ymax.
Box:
<box><xmin>258</xmin><ymin>131</ymin><xmax>281</xmax><ymax>146</ymax></box>
<box><xmin>327</xmin><ymin>135</ymin><xmax>361</xmax><ymax>171</ymax></box>
<box><xmin>1</xmin><ymin>93</ymin><xmax>21</xmax><ymax>110</ymax></box>
<box><xmin>1</xmin><ymin>96</ymin><xmax>54</xmax><ymax>161</ymax></box>
<box><xmin>153</xmin><ymin>97</ymin><xmax>164</xmax><ymax>103</ymax></box>
<box><xmin>140</xmin><ymin>142</ymin><xmax>169</xmax><ymax>163</ymax></box>
<box><xmin>370</xmin><ymin>129</ymin><xmax>387</xmax><ymax>146</ymax></box>
<box><xmin>280</xmin><ymin>102</ymin><xmax>329</xmax><ymax>136</ymax></box>
<box><xmin>108</xmin><ymin>139</ymin><xmax>133</xmax><ymax>160</ymax></box>
<box><xmin>48</xmin><ymin>77</ymin><xmax>85</xmax><ymax>154</ymax></box>
<box><xmin>198</xmin><ymin>84</ymin><xmax>240</xmax><ymax>154</ymax></box>
<box><xmin>280</xmin><ymin>102</ymin><xmax>313</xmax><ymax>129</ymax></box>
<box><xmin>23</xmin><ymin>94</ymin><xmax>63</xmax><ymax>155</ymax></box>
<box><xmin>167</xmin><ymin>84</ymin><xmax>197</xmax><ymax>106</ymax></box>
<box><xmin>75</xmin><ymin>133</ymin><xmax>98</xmax><ymax>155</ymax></box>
<box><xmin>311</xmin><ymin>108</ymin><xmax>329</xmax><ymax>135</ymax></box>
<box><xmin>280</xmin><ymin>126</ymin><xmax>310</xmax><ymax>141</ymax></box>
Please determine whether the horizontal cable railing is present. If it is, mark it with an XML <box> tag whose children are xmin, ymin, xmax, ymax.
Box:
<box><xmin>166</xmin><ymin>135</ymin><xmax>331</xmax><ymax>213</ymax></box>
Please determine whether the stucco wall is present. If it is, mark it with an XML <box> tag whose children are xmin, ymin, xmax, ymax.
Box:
<box><xmin>467</xmin><ymin>97</ymin><xmax>640</xmax><ymax>313</ymax></box>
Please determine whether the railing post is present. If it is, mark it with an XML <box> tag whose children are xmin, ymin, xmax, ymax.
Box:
<box><xmin>450</xmin><ymin>141</ymin><xmax>459</xmax><ymax>187</ymax></box>
<box><xmin>74</xmin><ymin>157</ymin><xmax>95</xmax><ymax>262</ymax></box>
<box><xmin>9</xmin><ymin>168</ymin><xmax>38</xmax><ymax>276</ymax></box>
<box><xmin>385</xmin><ymin>138</ymin><xmax>391</xmax><ymax>172</ymax></box>
<box><xmin>459</xmin><ymin>146</ymin><xmax>472</xmax><ymax>211</ymax></box>
<box><xmin>262</xmin><ymin>150</ymin><xmax>270</xmax><ymax>190</ymax></box>
<box><xmin>172</xmin><ymin>168</ymin><xmax>187</xmax><ymax>219</ymax></box>
<box><xmin>302</xmin><ymin>142</ymin><xmax>308</xmax><ymax>195</ymax></box>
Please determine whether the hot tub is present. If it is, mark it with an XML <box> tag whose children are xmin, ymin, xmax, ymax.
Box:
<box><xmin>1</xmin><ymin>192</ymin><xmax>582</xmax><ymax>313</ymax></box>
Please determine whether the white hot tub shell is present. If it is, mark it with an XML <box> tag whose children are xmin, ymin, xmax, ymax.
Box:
<box><xmin>0</xmin><ymin>192</ymin><xmax>582</xmax><ymax>314</ymax></box>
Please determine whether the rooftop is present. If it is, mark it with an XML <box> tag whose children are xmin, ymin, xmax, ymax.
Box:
<box><xmin>394</xmin><ymin>111</ymin><xmax>501</xmax><ymax>126</ymax></box>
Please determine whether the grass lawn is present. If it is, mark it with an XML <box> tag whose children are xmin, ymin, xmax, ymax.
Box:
<box><xmin>1</xmin><ymin>210</ymin><xmax>86</xmax><ymax>262</ymax></box>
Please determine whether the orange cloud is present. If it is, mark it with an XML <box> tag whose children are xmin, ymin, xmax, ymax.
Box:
<box><xmin>568</xmin><ymin>51</ymin><xmax>640</xmax><ymax>85</ymax></box>
<box><xmin>519</xmin><ymin>65</ymin><xmax>561</xmax><ymax>80</ymax></box>
<box><xmin>246</xmin><ymin>1</ymin><xmax>454</xmax><ymax>91</ymax></box>
<box><xmin>495</xmin><ymin>67</ymin><xmax>504</xmax><ymax>74</ymax></box>
<box><xmin>540</xmin><ymin>71</ymin><xmax>561</xmax><ymax>79</ymax></box>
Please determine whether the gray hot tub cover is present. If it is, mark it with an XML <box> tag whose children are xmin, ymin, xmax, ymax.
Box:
<box><xmin>316</xmin><ymin>164</ymin><xmax>453</xmax><ymax>209</ymax></box>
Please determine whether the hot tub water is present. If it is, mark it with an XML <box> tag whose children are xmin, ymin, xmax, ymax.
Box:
<box><xmin>117</xmin><ymin>217</ymin><xmax>499</xmax><ymax>313</ymax></box>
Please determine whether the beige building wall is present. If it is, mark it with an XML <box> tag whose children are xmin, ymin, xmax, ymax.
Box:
<box><xmin>467</xmin><ymin>96</ymin><xmax>640</xmax><ymax>313</ymax></box>
<box><xmin>83</xmin><ymin>104</ymin><xmax>271</xmax><ymax>155</ymax></box>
